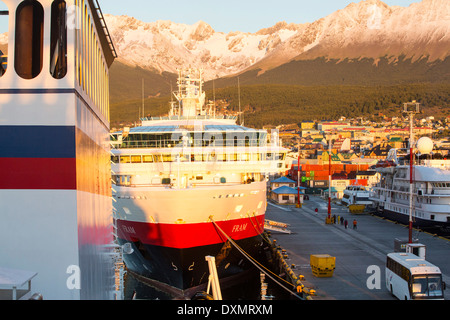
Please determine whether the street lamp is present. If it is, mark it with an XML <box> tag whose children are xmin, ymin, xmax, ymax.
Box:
<box><xmin>297</xmin><ymin>136</ymin><xmax>301</xmax><ymax>208</ymax></box>
<box><xmin>327</xmin><ymin>139</ymin><xmax>332</xmax><ymax>223</ymax></box>
<box><xmin>403</xmin><ymin>101</ymin><xmax>420</xmax><ymax>243</ymax></box>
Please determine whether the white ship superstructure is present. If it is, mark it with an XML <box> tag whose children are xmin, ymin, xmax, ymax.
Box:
<box><xmin>111</xmin><ymin>68</ymin><xmax>287</xmax><ymax>298</ymax></box>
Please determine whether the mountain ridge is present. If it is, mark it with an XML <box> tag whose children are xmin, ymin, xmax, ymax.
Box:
<box><xmin>104</xmin><ymin>0</ymin><xmax>450</xmax><ymax>81</ymax></box>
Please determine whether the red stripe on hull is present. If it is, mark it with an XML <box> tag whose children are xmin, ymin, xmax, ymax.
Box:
<box><xmin>0</xmin><ymin>158</ymin><xmax>76</xmax><ymax>190</ymax></box>
<box><xmin>116</xmin><ymin>215</ymin><xmax>265</xmax><ymax>249</ymax></box>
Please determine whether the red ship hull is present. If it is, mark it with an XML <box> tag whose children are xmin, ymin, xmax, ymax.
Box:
<box><xmin>116</xmin><ymin>215</ymin><xmax>266</xmax><ymax>297</ymax></box>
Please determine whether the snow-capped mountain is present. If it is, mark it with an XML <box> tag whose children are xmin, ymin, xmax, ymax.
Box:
<box><xmin>104</xmin><ymin>15</ymin><xmax>303</xmax><ymax>80</ymax></box>
<box><xmin>104</xmin><ymin>0</ymin><xmax>450</xmax><ymax>80</ymax></box>
<box><xmin>265</xmin><ymin>0</ymin><xmax>450</xmax><ymax>68</ymax></box>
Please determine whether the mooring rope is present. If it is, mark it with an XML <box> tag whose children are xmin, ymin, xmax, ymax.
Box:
<box><xmin>209</xmin><ymin>216</ymin><xmax>304</xmax><ymax>300</ymax></box>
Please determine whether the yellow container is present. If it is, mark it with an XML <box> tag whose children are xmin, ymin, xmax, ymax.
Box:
<box><xmin>310</xmin><ymin>254</ymin><xmax>335</xmax><ymax>278</ymax></box>
<box><xmin>349</xmin><ymin>204</ymin><xmax>365</xmax><ymax>214</ymax></box>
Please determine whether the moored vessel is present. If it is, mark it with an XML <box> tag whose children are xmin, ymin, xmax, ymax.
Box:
<box><xmin>111</xmin><ymin>68</ymin><xmax>287</xmax><ymax>298</ymax></box>
<box><xmin>370</xmin><ymin>148</ymin><xmax>450</xmax><ymax>236</ymax></box>
<box><xmin>341</xmin><ymin>185</ymin><xmax>372</xmax><ymax>207</ymax></box>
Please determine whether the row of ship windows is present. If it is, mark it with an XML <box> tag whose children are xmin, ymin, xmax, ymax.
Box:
<box><xmin>388</xmin><ymin>204</ymin><xmax>450</xmax><ymax>222</ymax></box>
<box><xmin>431</xmin><ymin>183</ymin><xmax>450</xmax><ymax>188</ymax></box>
<box><xmin>113</xmin><ymin>175</ymin><xmax>228</xmax><ymax>186</ymax></box>
<box><xmin>1</xmin><ymin>0</ymin><xmax>68</xmax><ymax>79</ymax></box>
<box><xmin>75</xmin><ymin>0</ymin><xmax>109</xmax><ymax>121</ymax></box>
<box><xmin>390</xmin><ymin>192</ymin><xmax>434</xmax><ymax>204</ymax></box>
<box><xmin>111</xmin><ymin>153</ymin><xmax>286</xmax><ymax>164</ymax></box>
<box><xmin>0</xmin><ymin>0</ymin><xmax>109</xmax><ymax>121</ymax></box>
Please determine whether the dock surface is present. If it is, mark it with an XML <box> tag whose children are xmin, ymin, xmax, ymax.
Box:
<box><xmin>265</xmin><ymin>196</ymin><xmax>450</xmax><ymax>300</ymax></box>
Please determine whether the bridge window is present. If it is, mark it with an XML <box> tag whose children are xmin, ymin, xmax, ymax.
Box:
<box><xmin>50</xmin><ymin>0</ymin><xmax>67</xmax><ymax>79</ymax></box>
<box><xmin>15</xmin><ymin>0</ymin><xmax>44</xmax><ymax>79</ymax></box>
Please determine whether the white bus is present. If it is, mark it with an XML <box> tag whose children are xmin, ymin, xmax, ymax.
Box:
<box><xmin>386</xmin><ymin>253</ymin><xmax>446</xmax><ymax>300</ymax></box>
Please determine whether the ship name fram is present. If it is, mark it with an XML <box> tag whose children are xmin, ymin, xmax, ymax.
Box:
<box><xmin>232</xmin><ymin>223</ymin><xmax>248</xmax><ymax>233</ymax></box>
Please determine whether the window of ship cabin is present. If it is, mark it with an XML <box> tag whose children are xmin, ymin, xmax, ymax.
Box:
<box><xmin>119</xmin><ymin>155</ymin><xmax>131</xmax><ymax>163</ymax></box>
<box><xmin>193</xmin><ymin>154</ymin><xmax>204</xmax><ymax>162</ymax></box>
<box><xmin>162</xmin><ymin>154</ymin><xmax>174</xmax><ymax>162</ymax></box>
<box><xmin>50</xmin><ymin>0</ymin><xmax>67</xmax><ymax>79</ymax></box>
<box><xmin>142</xmin><ymin>155</ymin><xmax>154</xmax><ymax>163</ymax></box>
<box><xmin>208</xmin><ymin>152</ymin><xmax>217</xmax><ymax>161</ymax></box>
<box><xmin>252</xmin><ymin>153</ymin><xmax>262</xmax><ymax>161</ymax></box>
<box><xmin>217</xmin><ymin>153</ymin><xmax>227</xmax><ymax>162</ymax></box>
<box><xmin>15</xmin><ymin>0</ymin><xmax>44</xmax><ymax>79</ymax></box>
<box><xmin>131</xmin><ymin>155</ymin><xmax>142</xmax><ymax>163</ymax></box>
<box><xmin>0</xmin><ymin>2</ymin><xmax>8</xmax><ymax>77</ymax></box>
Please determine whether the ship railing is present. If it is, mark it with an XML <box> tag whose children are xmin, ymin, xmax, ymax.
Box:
<box><xmin>141</xmin><ymin>115</ymin><xmax>238</xmax><ymax>121</ymax></box>
<box><xmin>114</xmin><ymin>181</ymin><xmax>247</xmax><ymax>189</ymax></box>
<box><xmin>92</xmin><ymin>0</ymin><xmax>118</xmax><ymax>59</ymax></box>
<box><xmin>111</xmin><ymin>138</ymin><xmax>266</xmax><ymax>149</ymax></box>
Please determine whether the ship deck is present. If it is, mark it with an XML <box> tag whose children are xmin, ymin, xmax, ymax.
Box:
<box><xmin>265</xmin><ymin>196</ymin><xmax>450</xmax><ymax>300</ymax></box>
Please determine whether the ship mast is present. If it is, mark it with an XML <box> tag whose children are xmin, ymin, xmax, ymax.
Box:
<box><xmin>172</xmin><ymin>68</ymin><xmax>207</xmax><ymax>118</ymax></box>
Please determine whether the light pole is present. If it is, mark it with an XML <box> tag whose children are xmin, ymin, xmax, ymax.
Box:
<box><xmin>327</xmin><ymin>138</ymin><xmax>332</xmax><ymax>223</ymax></box>
<box><xmin>297</xmin><ymin>136</ymin><xmax>301</xmax><ymax>208</ymax></box>
<box><xmin>403</xmin><ymin>101</ymin><xmax>420</xmax><ymax>243</ymax></box>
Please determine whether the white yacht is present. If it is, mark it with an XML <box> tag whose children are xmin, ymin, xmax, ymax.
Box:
<box><xmin>111</xmin><ymin>68</ymin><xmax>287</xmax><ymax>298</ymax></box>
<box><xmin>341</xmin><ymin>185</ymin><xmax>372</xmax><ymax>206</ymax></box>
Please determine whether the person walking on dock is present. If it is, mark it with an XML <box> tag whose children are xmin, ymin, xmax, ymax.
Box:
<box><xmin>344</xmin><ymin>219</ymin><xmax>348</xmax><ymax>229</ymax></box>
<box><xmin>353</xmin><ymin>219</ymin><xmax>357</xmax><ymax>230</ymax></box>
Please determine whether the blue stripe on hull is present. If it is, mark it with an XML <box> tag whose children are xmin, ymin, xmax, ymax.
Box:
<box><xmin>0</xmin><ymin>126</ymin><xmax>76</xmax><ymax>158</ymax></box>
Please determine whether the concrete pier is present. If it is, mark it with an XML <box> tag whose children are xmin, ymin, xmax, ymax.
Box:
<box><xmin>265</xmin><ymin>196</ymin><xmax>450</xmax><ymax>300</ymax></box>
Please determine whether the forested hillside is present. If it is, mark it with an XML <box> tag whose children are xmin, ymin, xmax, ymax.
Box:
<box><xmin>110</xmin><ymin>83</ymin><xmax>450</xmax><ymax>128</ymax></box>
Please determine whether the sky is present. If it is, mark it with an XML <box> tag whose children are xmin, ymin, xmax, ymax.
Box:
<box><xmin>0</xmin><ymin>0</ymin><xmax>422</xmax><ymax>34</ymax></box>
<box><xmin>98</xmin><ymin>0</ymin><xmax>422</xmax><ymax>33</ymax></box>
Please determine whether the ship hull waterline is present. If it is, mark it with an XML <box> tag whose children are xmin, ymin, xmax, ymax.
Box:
<box><xmin>373</xmin><ymin>208</ymin><xmax>450</xmax><ymax>237</ymax></box>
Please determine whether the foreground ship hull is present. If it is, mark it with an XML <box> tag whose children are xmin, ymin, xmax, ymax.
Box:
<box><xmin>0</xmin><ymin>0</ymin><xmax>117</xmax><ymax>299</ymax></box>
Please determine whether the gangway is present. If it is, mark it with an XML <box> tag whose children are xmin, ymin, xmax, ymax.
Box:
<box><xmin>0</xmin><ymin>267</ymin><xmax>39</xmax><ymax>300</ymax></box>
<box><xmin>264</xmin><ymin>219</ymin><xmax>292</xmax><ymax>234</ymax></box>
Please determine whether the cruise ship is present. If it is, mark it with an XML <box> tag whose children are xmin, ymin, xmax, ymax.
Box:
<box><xmin>0</xmin><ymin>0</ymin><xmax>117</xmax><ymax>299</ymax></box>
<box><xmin>370</xmin><ymin>147</ymin><xmax>450</xmax><ymax>236</ymax></box>
<box><xmin>111</xmin><ymin>68</ymin><xmax>287</xmax><ymax>298</ymax></box>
